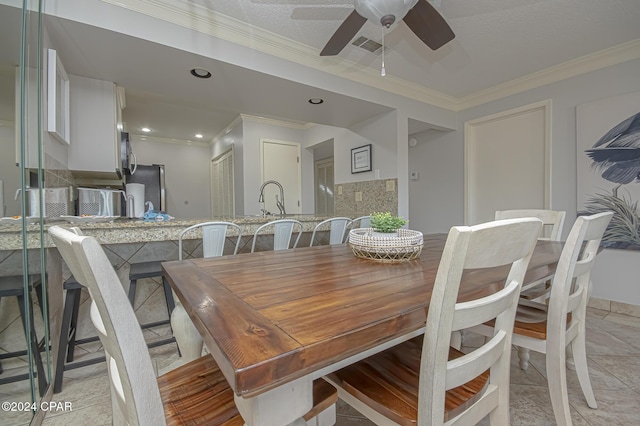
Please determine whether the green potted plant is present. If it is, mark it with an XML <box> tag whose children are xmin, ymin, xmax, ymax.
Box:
<box><xmin>370</xmin><ymin>212</ymin><xmax>408</xmax><ymax>236</ymax></box>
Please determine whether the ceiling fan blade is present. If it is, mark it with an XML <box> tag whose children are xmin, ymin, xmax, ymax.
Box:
<box><xmin>320</xmin><ymin>10</ymin><xmax>367</xmax><ymax>56</ymax></box>
<box><xmin>403</xmin><ymin>0</ymin><xmax>455</xmax><ymax>50</ymax></box>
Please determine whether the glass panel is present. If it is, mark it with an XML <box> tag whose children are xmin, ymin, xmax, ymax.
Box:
<box><xmin>0</xmin><ymin>0</ymin><xmax>51</xmax><ymax>422</ymax></box>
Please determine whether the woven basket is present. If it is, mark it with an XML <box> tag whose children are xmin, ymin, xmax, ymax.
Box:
<box><xmin>348</xmin><ymin>228</ymin><xmax>424</xmax><ymax>262</ymax></box>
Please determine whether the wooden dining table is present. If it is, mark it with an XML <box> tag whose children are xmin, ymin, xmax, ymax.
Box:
<box><xmin>162</xmin><ymin>233</ymin><xmax>563</xmax><ymax>426</ymax></box>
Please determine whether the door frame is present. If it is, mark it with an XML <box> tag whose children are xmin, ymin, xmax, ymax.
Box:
<box><xmin>464</xmin><ymin>99</ymin><xmax>552</xmax><ymax>225</ymax></box>
<box><xmin>260</xmin><ymin>138</ymin><xmax>302</xmax><ymax>213</ymax></box>
<box><xmin>210</xmin><ymin>146</ymin><xmax>235</xmax><ymax>216</ymax></box>
<box><xmin>314</xmin><ymin>156</ymin><xmax>335</xmax><ymax>215</ymax></box>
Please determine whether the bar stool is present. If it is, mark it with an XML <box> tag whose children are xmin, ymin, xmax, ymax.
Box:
<box><xmin>0</xmin><ymin>275</ymin><xmax>47</xmax><ymax>396</ymax></box>
<box><xmin>128</xmin><ymin>260</ymin><xmax>175</xmax><ymax>326</ymax></box>
<box><xmin>53</xmin><ymin>276</ymin><xmax>102</xmax><ymax>393</ymax></box>
<box><xmin>53</xmin><ymin>274</ymin><xmax>177</xmax><ymax>393</ymax></box>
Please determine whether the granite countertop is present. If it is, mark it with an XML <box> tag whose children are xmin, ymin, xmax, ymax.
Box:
<box><xmin>0</xmin><ymin>215</ymin><xmax>336</xmax><ymax>250</ymax></box>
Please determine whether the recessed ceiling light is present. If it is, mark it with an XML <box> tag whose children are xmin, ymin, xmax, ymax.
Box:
<box><xmin>195</xmin><ymin>133</ymin><xmax>203</xmax><ymax>139</ymax></box>
<box><xmin>308</xmin><ymin>98</ymin><xmax>324</xmax><ymax>105</ymax></box>
<box><xmin>141</xmin><ymin>127</ymin><xmax>151</xmax><ymax>133</ymax></box>
<box><xmin>190</xmin><ymin>68</ymin><xmax>212</xmax><ymax>79</ymax></box>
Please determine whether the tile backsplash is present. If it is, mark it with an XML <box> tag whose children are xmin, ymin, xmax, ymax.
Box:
<box><xmin>43</xmin><ymin>153</ymin><xmax>74</xmax><ymax>188</ymax></box>
<box><xmin>334</xmin><ymin>178</ymin><xmax>398</xmax><ymax>217</ymax></box>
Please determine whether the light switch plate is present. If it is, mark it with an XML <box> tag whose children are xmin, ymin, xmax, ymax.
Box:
<box><xmin>386</xmin><ymin>180</ymin><xmax>395</xmax><ymax>192</ymax></box>
<box><xmin>355</xmin><ymin>191</ymin><xmax>363</xmax><ymax>202</ymax></box>
<box><xmin>337</xmin><ymin>185</ymin><xmax>343</xmax><ymax>195</ymax></box>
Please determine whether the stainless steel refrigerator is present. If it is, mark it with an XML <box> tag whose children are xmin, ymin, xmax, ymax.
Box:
<box><xmin>124</xmin><ymin>164</ymin><xmax>166</xmax><ymax>213</ymax></box>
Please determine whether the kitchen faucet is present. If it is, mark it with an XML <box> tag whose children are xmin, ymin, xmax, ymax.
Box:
<box><xmin>258</xmin><ymin>180</ymin><xmax>286</xmax><ymax>215</ymax></box>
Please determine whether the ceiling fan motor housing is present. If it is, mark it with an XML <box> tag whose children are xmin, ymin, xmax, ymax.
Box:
<box><xmin>354</xmin><ymin>0</ymin><xmax>419</xmax><ymax>26</ymax></box>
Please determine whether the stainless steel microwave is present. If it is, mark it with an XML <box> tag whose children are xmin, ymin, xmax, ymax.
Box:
<box><xmin>120</xmin><ymin>131</ymin><xmax>137</xmax><ymax>175</ymax></box>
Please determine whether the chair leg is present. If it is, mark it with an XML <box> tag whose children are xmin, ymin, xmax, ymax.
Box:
<box><xmin>518</xmin><ymin>346</ymin><xmax>530</xmax><ymax>370</ymax></box>
<box><xmin>128</xmin><ymin>279</ymin><xmax>137</xmax><ymax>307</ymax></box>
<box><xmin>161</xmin><ymin>277</ymin><xmax>175</xmax><ymax>317</ymax></box>
<box><xmin>306</xmin><ymin>404</ymin><xmax>336</xmax><ymax>426</ymax></box>
<box><xmin>66</xmin><ymin>288</ymin><xmax>82</xmax><ymax>362</ymax></box>
<box><xmin>546</xmin><ymin>343</ymin><xmax>573</xmax><ymax>426</ymax></box>
<box><xmin>571</xmin><ymin>333</ymin><xmax>597</xmax><ymax>409</ymax></box>
<box><xmin>54</xmin><ymin>287</ymin><xmax>78</xmax><ymax>393</ymax></box>
<box><xmin>17</xmin><ymin>293</ymin><xmax>47</xmax><ymax>397</ymax></box>
<box><xmin>170</xmin><ymin>304</ymin><xmax>203</xmax><ymax>363</ymax></box>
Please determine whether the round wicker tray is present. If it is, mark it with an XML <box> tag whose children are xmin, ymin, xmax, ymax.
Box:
<box><xmin>348</xmin><ymin>228</ymin><xmax>424</xmax><ymax>262</ymax></box>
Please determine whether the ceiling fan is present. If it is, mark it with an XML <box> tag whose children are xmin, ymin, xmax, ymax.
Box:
<box><xmin>320</xmin><ymin>0</ymin><xmax>455</xmax><ymax>56</ymax></box>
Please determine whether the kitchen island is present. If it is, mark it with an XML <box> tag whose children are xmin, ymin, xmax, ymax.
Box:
<box><xmin>0</xmin><ymin>214</ymin><xmax>334</xmax><ymax>251</ymax></box>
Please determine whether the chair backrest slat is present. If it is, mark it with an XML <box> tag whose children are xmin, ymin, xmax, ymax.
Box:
<box><xmin>251</xmin><ymin>219</ymin><xmax>302</xmax><ymax>253</ymax></box>
<box><xmin>351</xmin><ymin>215</ymin><xmax>371</xmax><ymax>229</ymax></box>
<box><xmin>178</xmin><ymin>221</ymin><xmax>242</xmax><ymax>260</ymax></box>
<box><xmin>310</xmin><ymin>217</ymin><xmax>352</xmax><ymax>246</ymax></box>
<box><xmin>495</xmin><ymin>209</ymin><xmax>566</xmax><ymax>241</ymax></box>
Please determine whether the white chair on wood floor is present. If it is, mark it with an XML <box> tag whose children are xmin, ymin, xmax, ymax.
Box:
<box><xmin>250</xmin><ymin>219</ymin><xmax>302</xmax><ymax>253</ymax></box>
<box><xmin>171</xmin><ymin>221</ymin><xmax>242</xmax><ymax>363</ymax></box>
<box><xmin>470</xmin><ymin>211</ymin><xmax>613</xmax><ymax>426</ymax></box>
<box><xmin>325</xmin><ymin>217</ymin><xmax>542</xmax><ymax>426</ymax></box>
<box><xmin>309</xmin><ymin>217</ymin><xmax>352</xmax><ymax>246</ymax></box>
<box><xmin>48</xmin><ymin>225</ymin><xmax>338</xmax><ymax>426</ymax></box>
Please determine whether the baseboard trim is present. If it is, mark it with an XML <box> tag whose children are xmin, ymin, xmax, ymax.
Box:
<box><xmin>588</xmin><ymin>297</ymin><xmax>640</xmax><ymax>318</ymax></box>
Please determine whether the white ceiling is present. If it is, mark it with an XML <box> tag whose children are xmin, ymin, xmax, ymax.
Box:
<box><xmin>200</xmin><ymin>0</ymin><xmax>640</xmax><ymax>98</ymax></box>
<box><xmin>2</xmin><ymin>0</ymin><xmax>640</xmax><ymax>142</ymax></box>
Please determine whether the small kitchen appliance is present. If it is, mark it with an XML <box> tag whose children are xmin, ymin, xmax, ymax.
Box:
<box><xmin>78</xmin><ymin>188</ymin><xmax>124</xmax><ymax>216</ymax></box>
<box><xmin>125</xmin><ymin>183</ymin><xmax>145</xmax><ymax>218</ymax></box>
<box><xmin>14</xmin><ymin>187</ymin><xmax>70</xmax><ymax>217</ymax></box>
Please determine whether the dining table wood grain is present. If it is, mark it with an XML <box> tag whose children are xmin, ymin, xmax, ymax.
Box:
<box><xmin>162</xmin><ymin>233</ymin><xmax>563</xmax><ymax>425</ymax></box>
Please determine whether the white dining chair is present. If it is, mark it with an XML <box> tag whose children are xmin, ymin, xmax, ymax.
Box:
<box><xmin>250</xmin><ymin>218</ymin><xmax>302</xmax><ymax>253</ymax></box>
<box><xmin>325</xmin><ymin>217</ymin><xmax>542</xmax><ymax>426</ymax></box>
<box><xmin>495</xmin><ymin>209</ymin><xmax>566</xmax><ymax>241</ymax></box>
<box><xmin>470</xmin><ymin>211</ymin><xmax>613</xmax><ymax>426</ymax></box>
<box><xmin>171</xmin><ymin>221</ymin><xmax>242</xmax><ymax>362</ymax></box>
<box><xmin>48</xmin><ymin>225</ymin><xmax>338</xmax><ymax>426</ymax></box>
<box><xmin>309</xmin><ymin>217</ymin><xmax>352</xmax><ymax>246</ymax></box>
<box><xmin>495</xmin><ymin>209</ymin><xmax>566</xmax><ymax>300</ymax></box>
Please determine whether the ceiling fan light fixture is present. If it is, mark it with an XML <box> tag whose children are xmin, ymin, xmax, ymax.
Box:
<box><xmin>354</xmin><ymin>0</ymin><xmax>418</xmax><ymax>26</ymax></box>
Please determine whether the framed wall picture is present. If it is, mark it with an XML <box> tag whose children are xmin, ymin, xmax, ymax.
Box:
<box><xmin>351</xmin><ymin>144</ymin><xmax>372</xmax><ymax>174</ymax></box>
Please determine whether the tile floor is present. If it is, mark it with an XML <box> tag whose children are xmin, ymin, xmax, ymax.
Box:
<box><xmin>1</xmin><ymin>277</ymin><xmax>640</xmax><ymax>425</ymax></box>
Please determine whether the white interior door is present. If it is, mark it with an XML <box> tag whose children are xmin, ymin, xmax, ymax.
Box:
<box><xmin>261</xmin><ymin>139</ymin><xmax>301</xmax><ymax>214</ymax></box>
<box><xmin>464</xmin><ymin>100</ymin><xmax>551</xmax><ymax>225</ymax></box>
<box><xmin>210</xmin><ymin>148</ymin><xmax>234</xmax><ymax>216</ymax></box>
<box><xmin>315</xmin><ymin>157</ymin><xmax>334</xmax><ymax>215</ymax></box>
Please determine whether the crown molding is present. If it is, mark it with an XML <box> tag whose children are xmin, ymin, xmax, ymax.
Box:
<box><xmin>240</xmin><ymin>114</ymin><xmax>314</xmax><ymax>130</ymax></box>
<box><xmin>457</xmin><ymin>39</ymin><xmax>640</xmax><ymax>110</ymax></box>
<box><xmin>101</xmin><ymin>1</ymin><xmax>640</xmax><ymax>113</ymax></box>
<box><xmin>212</xmin><ymin>115</ymin><xmax>243</xmax><ymax>143</ymax></box>
<box><xmin>130</xmin><ymin>132</ymin><xmax>210</xmax><ymax>147</ymax></box>
<box><xmin>100</xmin><ymin>0</ymin><xmax>460</xmax><ymax>110</ymax></box>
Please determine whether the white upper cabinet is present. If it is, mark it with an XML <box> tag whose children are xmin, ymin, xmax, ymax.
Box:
<box><xmin>67</xmin><ymin>75</ymin><xmax>122</xmax><ymax>179</ymax></box>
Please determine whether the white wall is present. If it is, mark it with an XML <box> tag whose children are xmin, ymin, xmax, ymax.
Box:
<box><xmin>130</xmin><ymin>135</ymin><xmax>211</xmax><ymax>218</ymax></box>
<box><xmin>409</xmin><ymin>59</ymin><xmax>640</xmax><ymax>305</ymax></box>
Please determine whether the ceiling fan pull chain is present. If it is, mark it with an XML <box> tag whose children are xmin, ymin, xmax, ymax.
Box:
<box><xmin>381</xmin><ymin>26</ymin><xmax>386</xmax><ymax>77</ymax></box>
